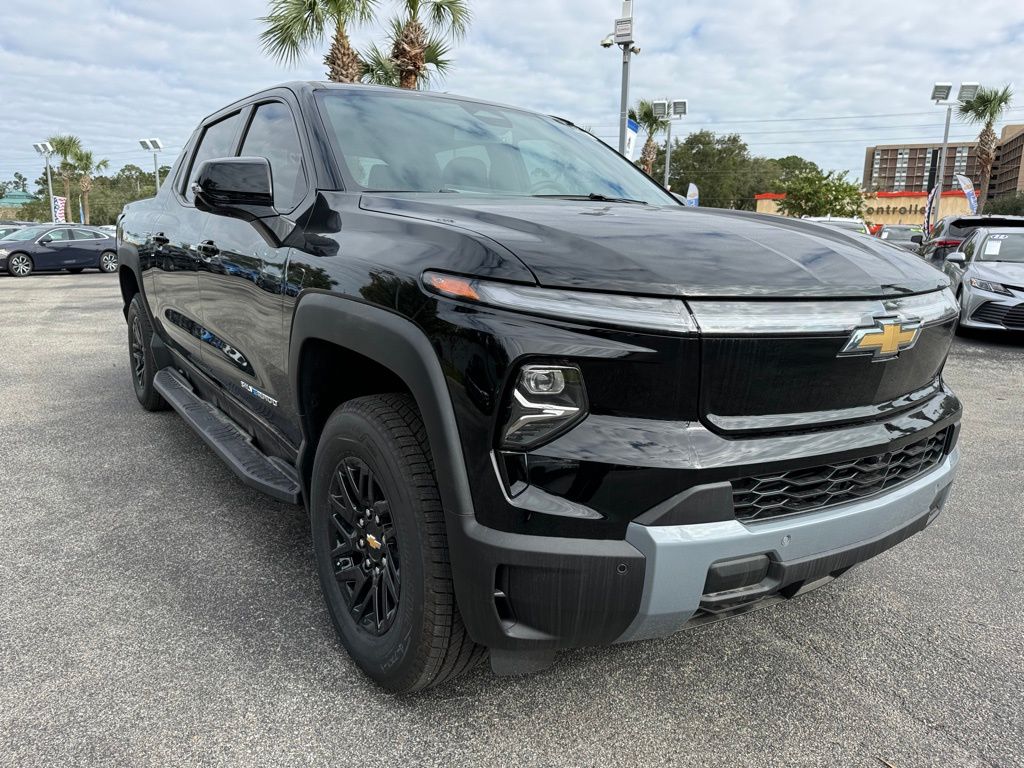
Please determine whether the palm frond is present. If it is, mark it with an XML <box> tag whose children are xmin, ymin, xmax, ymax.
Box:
<box><xmin>47</xmin><ymin>134</ymin><xmax>82</xmax><ymax>162</ymax></box>
<box><xmin>259</xmin><ymin>0</ymin><xmax>377</xmax><ymax>66</ymax></box>
<box><xmin>359</xmin><ymin>42</ymin><xmax>400</xmax><ymax>87</ymax></box>
<box><xmin>424</xmin><ymin>0</ymin><xmax>470</xmax><ymax>39</ymax></box>
<box><xmin>958</xmin><ymin>84</ymin><xmax>1014</xmax><ymax>126</ymax></box>
<box><xmin>420</xmin><ymin>34</ymin><xmax>452</xmax><ymax>86</ymax></box>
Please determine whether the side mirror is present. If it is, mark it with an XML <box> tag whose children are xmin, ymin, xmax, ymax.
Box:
<box><xmin>39</xmin><ymin>236</ymin><xmax>52</xmax><ymax>245</ymax></box>
<box><xmin>910</xmin><ymin>234</ymin><xmax>923</xmax><ymax>245</ymax></box>
<box><xmin>945</xmin><ymin>252</ymin><xmax>966</xmax><ymax>266</ymax></box>
<box><xmin>192</xmin><ymin>157</ymin><xmax>275</xmax><ymax>221</ymax></box>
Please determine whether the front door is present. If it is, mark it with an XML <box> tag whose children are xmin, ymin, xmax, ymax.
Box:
<box><xmin>195</xmin><ymin>100</ymin><xmax>309</xmax><ymax>443</ymax></box>
<box><xmin>34</xmin><ymin>228</ymin><xmax>76</xmax><ymax>270</ymax></box>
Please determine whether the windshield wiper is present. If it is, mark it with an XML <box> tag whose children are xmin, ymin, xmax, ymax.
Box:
<box><xmin>532</xmin><ymin>193</ymin><xmax>648</xmax><ymax>205</ymax></box>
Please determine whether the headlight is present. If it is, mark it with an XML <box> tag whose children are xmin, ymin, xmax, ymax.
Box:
<box><xmin>422</xmin><ymin>271</ymin><xmax>696</xmax><ymax>334</ymax></box>
<box><xmin>502</xmin><ymin>364</ymin><xmax>587</xmax><ymax>449</ymax></box>
<box><xmin>968</xmin><ymin>277</ymin><xmax>1012</xmax><ymax>296</ymax></box>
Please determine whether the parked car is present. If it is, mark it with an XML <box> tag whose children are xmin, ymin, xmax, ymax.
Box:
<box><xmin>118</xmin><ymin>82</ymin><xmax>961</xmax><ymax>692</ymax></box>
<box><xmin>803</xmin><ymin>216</ymin><xmax>871</xmax><ymax>235</ymax></box>
<box><xmin>918</xmin><ymin>214</ymin><xmax>1024</xmax><ymax>263</ymax></box>
<box><xmin>942</xmin><ymin>227</ymin><xmax>1024</xmax><ymax>331</ymax></box>
<box><xmin>877</xmin><ymin>224</ymin><xmax>924</xmax><ymax>252</ymax></box>
<box><xmin>0</xmin><ymin>224</ymin><xmax>118</xmax><ymax>276</ymax></box>
<box><xmin>0</xmin><ymin>225</ymin><xmax>24</xmax><ymax>240</ymax></box>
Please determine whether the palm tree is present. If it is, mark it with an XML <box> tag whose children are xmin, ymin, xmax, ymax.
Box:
<box><xmin>371</xmin><ymin>0</ymin><xmax>470</xmax><ymax>90</ymax></box>
<box><xmin>629</xmin><ymin>101</ymin><xmax>668</xmax><ymax>175</ymax></box>
<box><xmin>958</xmin><ymin>84</ymin><xmax>1014</xmax><ymax>212</ymax></box>
<box><xmin>260</xmin><ymin>0</ymin><xmax>378</xmax><ymax>83</ymax></box>
<box><xmin>47</xmin><ymin>134</ymin><xmax>82</xmax><ymax>219</ymax></box>
<box><xmin>74</xmin><ymin>150</ymin><xmax>109</xmax><ymax>226</ymax></box>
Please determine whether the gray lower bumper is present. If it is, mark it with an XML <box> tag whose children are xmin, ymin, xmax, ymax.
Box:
<box><xmin>618</xmin><ymin>446</ymin><xmax>960</xmax><ymax>642</ymax></box>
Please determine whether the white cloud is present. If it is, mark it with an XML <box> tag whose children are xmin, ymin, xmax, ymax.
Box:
<box><xmin>1</xmin><ymin>0</ymin><xmax>1022</xmax><ymax>186</ymax></box>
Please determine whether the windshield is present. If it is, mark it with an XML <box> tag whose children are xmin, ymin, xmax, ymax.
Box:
<box><xmin>3</xmin><ymin>226</ymin><xmax>50</xmax><ymax>242</ymax></box>
<box><xmin>882</xmin><ymin>227</ymin><xmax>920</xmax><ymax>242</ymax></box>
<box><xmin>978</xmin><ymin>233</ymin><xmax>1024</xmax><ymax>263</ymax></box>
<box><xmin>315</xmin><ymin>89</ymin><xmax>677</xmax><ymax>206</ymax></box>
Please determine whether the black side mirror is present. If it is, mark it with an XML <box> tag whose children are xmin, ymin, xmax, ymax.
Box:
<box><xmin>39</xmin><ymin>236</ymin><xmax>51</xmax><ymax>245</ymax></box>
<box><xmin>910</xmin><ymin>234</ymin><xmax>923</xmax><ymax>245</ymax></box>
<box><xmin>945</xmin><ymin>252</ymin><xmax>966</xmax><ymax>266</ymax></box>
<box><xmin>192</xmin><ymin>157</ymin><xmax>275</xmax><ymax>222</ymax></box>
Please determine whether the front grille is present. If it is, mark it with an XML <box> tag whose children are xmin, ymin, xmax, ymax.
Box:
<box><xmin>732</xmin><ymin>428</ymin><xmax>949</xmax><ymax>522</ymax></box>
<box><xmin>971</xmin><ymin>301</ymin><xmax>1024</xmax><ymax>328</ymax></box>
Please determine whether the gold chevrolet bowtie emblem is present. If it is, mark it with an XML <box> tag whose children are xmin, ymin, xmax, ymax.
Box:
<box><xmin>365</xmin><ymin>533</ymin><xmax>382</xmax><ymax>550</ymax></box>
<box><xmin>839</xmin><ymin>317</ymin><xmax>921</xmax><ymax>361</ymax></box>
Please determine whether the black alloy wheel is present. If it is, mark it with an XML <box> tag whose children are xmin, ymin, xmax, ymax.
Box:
<box><xmin>126</xmin><ymin>294</ymin><xmax>169</xmax><ymax>411</ymax></box>
<box><xmin>130</xmin><ymin>314</ymin><xmax>147</xmax><ymax>388</ymax></box>
<box><xmin>327</xmin><ymin>456</ymin><xmax>401</xmax><ymax>636</ymax></box>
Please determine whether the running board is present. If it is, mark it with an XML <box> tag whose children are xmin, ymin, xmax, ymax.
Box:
<box><xmin>153</xmin><ymin>368</ymin><xmax>301</xmax><ymax>505</ymax></box>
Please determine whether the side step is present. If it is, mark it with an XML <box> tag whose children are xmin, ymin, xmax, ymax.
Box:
<box><xmin>153</xmin><ymin>368</ymin><xmax>302</xmax><ymax>505</ymax></box>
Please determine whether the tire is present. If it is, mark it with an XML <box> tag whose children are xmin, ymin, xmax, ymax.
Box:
<box><xmin>7</xmin><ymin>252</ymin><xmax>32</xmax><ymax>277</ymax></box>
<box><xmin>311</xmin><ymin>393</ymin><xmax>485</xmax><ymax>692</ymax></box>
<box><xmin>127</xmin><ymin>295</ymin><xmax>169</xmax><ymax>411</ymax></box>
<box><xmin>955</xmin><ymin>288</ymin><xmax>968</xmax><ymax>336</ymax></box>
<box><xmin>67</xmin><ymin>268</ymin><xmax>84</xmax><ymax>274</ymax></box>
<box><xmin>99</xmin><ymin>251</ymin><xmax>118</xmax><ymax>273</ymax></box>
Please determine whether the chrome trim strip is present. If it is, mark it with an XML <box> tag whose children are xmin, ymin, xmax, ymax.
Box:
<box><xmin>688</xmin><ymin>288</ymin><xmax>958</xmax><ymax>335</ymax></box>
<box><xmin>705</xmin><ymin>380</ymin><xmax>942</xmax><ymax>432</ymax></box>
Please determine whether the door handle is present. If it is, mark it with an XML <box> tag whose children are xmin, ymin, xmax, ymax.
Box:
<box><xmin>197</xmin><ymin>240</ymin><xmax>221</xmax><ymax>263</ymax></box>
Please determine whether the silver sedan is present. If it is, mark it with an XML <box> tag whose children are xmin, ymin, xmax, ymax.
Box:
<box><xmin>943</xmin><ymin>227</ymin><xmax>1024</xmax><ymax>331</ymax></box>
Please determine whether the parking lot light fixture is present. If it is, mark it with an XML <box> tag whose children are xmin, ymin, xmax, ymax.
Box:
<box><xmin>602</xmin><ymin>0</ymin><xmax>638</xmax><ymax>156</ymax></box>
<box><xmin>33</xmin><ymin>141</ymin><xmax>56</xmax><ymax>214</ymax></box>
<box><xmin>139</xmin><ymin>138</ymin><xmax>164</xmax><ymax>194</ymax></box>
<box><xmin>657</xmin><ymin>99</ymin><xmax>688</xmax><ymax>188</ymax></box>
<box><xmin>929</xmin><ymin>82</ymin><xmax>977</xmax><ymax>229</ymax></box>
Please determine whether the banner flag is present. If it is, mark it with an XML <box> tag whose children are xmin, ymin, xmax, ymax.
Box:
<box><xmin>51</xmin><ymin>196</ymin><xmax>67</xmax><ymax>223</ymax></box>
<box><xmin>685</xmin><ymin>183</ymin><xmax>699</xmax><ymax>207</ymax></box>
<box><xmin>955</xmin><ymin>174</ymin><xmax>978</xmax><ymax>214</ymax></box>
<box><xmin>923</xmin><ymin>185</ymin><xmax>939</xmax><ymax>234</ymax></box>
<box><xmin>624</xmin><ymin>118</ymin><xmax>639</xmax><ymax>161</ymax></box>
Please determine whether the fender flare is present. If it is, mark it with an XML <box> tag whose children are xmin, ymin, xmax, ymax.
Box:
<box><xmin>288</xmin><ymin>291</ymin><xmax>476</xmax><ymax>522</ymax></box>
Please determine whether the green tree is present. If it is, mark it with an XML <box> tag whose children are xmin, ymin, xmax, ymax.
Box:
<box><xmin>260</xmin><ymin>0</ymin><xmax>378</xmax><ymax>83</ymax></box>
<box><xmin>983</xmin><ymin>191</ymin><xmax>1024</xmax><ymax>215</ymax></box>
<box><xmin>364</xmin><ymin>0</ymin><xmax>470</xmax><ymax>90</ymax></box>
<box><xmin>958</xmin><ymin>84</ymin><xmax>1014</xmax><ymax>212</ymax></box>
<box><xmin>628</xmin><ymin>100</ymin><xmax>669</xmax><ymax>176</ymax></box>
<box><xmin>74</xmin><ymin>150</ymin><xmax>110</xmax><ymax>225</ymax></box>
<box><xmin>48</xmin><ymin>134</ymin><xmax>82</xmax><ymax>218</ymax></box>
<box><xmin>776</xmin><ymin>169</ymin><xmax>863</xmax><ymax>218</ymax></box>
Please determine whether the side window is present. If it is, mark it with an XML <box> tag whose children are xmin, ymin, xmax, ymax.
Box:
<box><xmin>72</xmin><ymin>228</ymin><xmax>99</xmax><ymax>239</ymax></box>
<box><xmin>239</xmin><ymin>102</ymin><xmax>307</xmax><ymax>211</ymax></box>
<box><xmin>184</xmin><ymin>112</ymin><xmax>243</xmax><ymax>202</ymax></box>
<box><xmin>46</xmin><ymin>229</ymin><xmax>72</xmax><ymax>241</ymax></box>
<box><xmin>962</xmin><ymin>235</ymin><xmax>976</xmax><ymax>260</ymax></box>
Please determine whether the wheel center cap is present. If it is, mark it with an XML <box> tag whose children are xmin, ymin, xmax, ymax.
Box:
<box><xmin>365</xmin><ymin>533</ymin><xmax>382</xmax><ymax>550</ymax></box>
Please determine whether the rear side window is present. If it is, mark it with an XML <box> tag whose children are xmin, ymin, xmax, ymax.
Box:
<box><xmin>240</xmin><ymin>102</ymin><xmax>307</xmax><ymax>211</ymax></box>
<box><xmin>184</xmin><ymin>112</ymin><xmax>242</xmax><ymax>202</ymax></box>
<box><xmin>72</xmin><ymin>228</ymin><xmax>103</xmax><ymax>239</ymax></box>
<box><xmin>948</xmin><ymin>223</ymin><xmax>972</xmax><ymax>238</ymax></box>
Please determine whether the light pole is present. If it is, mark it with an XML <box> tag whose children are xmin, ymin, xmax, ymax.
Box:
<box><xmin>653</xmin><ymin>99</ymin><xmax>687</xmax><ymax>188</ymax></box>
<box><xmin>32</xmin><ymin>141</ymin><xmax>55</xmax><ymax>215</ymax></box>
<box><xmin>930</xmin><ymin>82</ymin><xmax>979</xmax><ymax>229</ymax></box>
<box><xmin>138</xmin><ymin>138</ymin><xmax>164</xmax><ymax>194</ymax></box>
<box><xmin>601</xmin><ymin>1</ymin><xmax>641</xmax><ymax>156</ymax></box>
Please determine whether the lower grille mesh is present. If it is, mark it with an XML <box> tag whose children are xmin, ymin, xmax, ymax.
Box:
<box><xmin>732</xmin><ymin>428</ymin><xmax>949</xmax><ymax>522</ymax></box>
<box><xmin>971</xmin><ymin>301</ymin><xmax>1024</xmax><ymax>328</ymax></box>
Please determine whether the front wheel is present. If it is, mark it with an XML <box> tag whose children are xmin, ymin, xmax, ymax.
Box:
<box><xmin>955</xmin><ymin>287</ymin><xmax>968</xmax><ymax>336</ymax></box>
<box><xmin>311</xmin><ymin>393</ymin><xmax>484</xmax><ymax>692</ymax></box>
<box><xmin>7</xmin><ymin>253</ymin><xmax>32</xmax><ymax>277</ymax></box>
<box><xmin>99</xmin><ymin>251</ymin><xmax>118</xmax><ymax>273</ymax></box>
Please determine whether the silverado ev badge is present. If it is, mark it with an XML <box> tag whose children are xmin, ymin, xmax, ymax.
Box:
<box><xmin>839</xmin><ymin>317</ymin><xmax>922</xmax><ymax>361</ymax></box>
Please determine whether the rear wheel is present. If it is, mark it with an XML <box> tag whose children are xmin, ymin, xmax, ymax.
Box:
<box><xmin>127</xmin><ymin>295</ymin><xmax>168</xmax><ymax>411</ymax></box>
<box><xmin>7</xmin><ymin>253</ymin><xmax>32</xmax><ymax>277</ymax></box>
<box><xmin>311</xmin><ymin>393</ymin><xmax>484</xmax><ymax>692</ymax></box>
<box><xmin>99</xmin><ymin>251</ymin><xmax>118</xmax><ymax>273</ymax></box>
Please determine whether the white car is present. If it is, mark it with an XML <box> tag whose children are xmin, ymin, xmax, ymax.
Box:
<box><xmin>803</xmin><ymin>216</ymin><xmax>871</xmax><ymax>235</ymax></box>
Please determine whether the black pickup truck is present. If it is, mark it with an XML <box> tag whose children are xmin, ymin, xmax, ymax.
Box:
<box><xmin>117</xmin><ymin>82</ymin><xmax>962</xmax><ymax>692</ymax></box>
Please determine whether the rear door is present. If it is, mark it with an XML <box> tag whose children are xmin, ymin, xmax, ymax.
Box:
<box><xmin>70</xmin><ymin>228</ymin><xmax>106</xmax><ymax>267</ymax></box>
<box><xmin>34</xmin><ymin>228</ymin><xmax>76</xmax><ymax>269</ymax></box>
<box><xmin>147</xmin><ymin>110</ymin><xmax>244</xmax><ymax>367</ymax></box>
<box><xmin>195</xmin><ymin>97</ymin><xmax>310</xmax><ymax>443</ymax></box>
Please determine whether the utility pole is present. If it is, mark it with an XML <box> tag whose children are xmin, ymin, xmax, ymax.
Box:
<box><xmin>653</xmin><ymin>99</ymin><xmax>688</xmax><ymax>188</ymax></box>
<box><xmin>929</xmin><ymin>82</ymin><xmax>978</xmax><ymax>229</ymax></box>
<box><xmin>602</xmin><ymin>1</ymin><xmax>641</xmax><ymax>157</ymax></box>
<box><xmin>32</xmin><ymin>142</ymin><xmax>56</xmax><ymax>216</ymax></box>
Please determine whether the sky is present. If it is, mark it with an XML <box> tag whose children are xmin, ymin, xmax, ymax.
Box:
<box><xmin>2</xmin><ymin>0</ymin><xmax>1024</xmax><ymax>189</ymax></box>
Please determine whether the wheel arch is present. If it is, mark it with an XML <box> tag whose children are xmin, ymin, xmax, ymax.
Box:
<box><xmin>289</xmin><ymin>292</ymin><xmax>476</xmax><ymax>523</ymax></box>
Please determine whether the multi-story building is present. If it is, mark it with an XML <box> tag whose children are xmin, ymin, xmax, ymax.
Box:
<box><xmin>862</xmin><ymin>142</ymin><xmax>979</xmax><ymax>193</ymax></box>
<box><xmin>989</xmin><ymin>125</ymin><xmax>1024</xmax><ymax>199</ymax></box>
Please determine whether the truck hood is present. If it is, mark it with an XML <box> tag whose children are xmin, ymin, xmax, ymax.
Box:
<box><xmin>360</xmin><ymin>194</ymin><xmax>948</xmax><ymax>298</ymax></box>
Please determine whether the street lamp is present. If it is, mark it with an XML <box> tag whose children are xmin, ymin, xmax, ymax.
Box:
<box><xmin>601</xmin><ymin>1</ymin><xmax>641</xmax><ymax>156</ymax></box>
<box><xmin>930</xmin><ymin>81</ymin><xmax>979</xmax><ymax>228</ymax></box>
<box><xmin>32</xmin><ymin>141</ymin><xmax>55</xmax><ymax>216</ymax></box>
<box><xmin>653</xmin><ymin>99</ymin><xmax>687</xmax><ymax>188</ymax></box>
<box><xmin>138</xmin><ymin>138</ymin><xmax>164</xmax><ymax>194</ymax></box>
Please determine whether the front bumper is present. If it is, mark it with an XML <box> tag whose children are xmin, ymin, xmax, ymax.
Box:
<box><xmin>620</xmin><ymin>446</ymin><xmax>959</xmax><ymax>641</ymax></box>
<box><xmin>959</xmin><ymin>284</ymin><xmax>1024</xmax><ymax>330</ymax></box>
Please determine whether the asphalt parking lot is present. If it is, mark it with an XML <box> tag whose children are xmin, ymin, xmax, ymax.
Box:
<box><xmin>1</xmin><ymin>272</ymin><xmax>1022</xmax><ymax>767</ymax></box>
